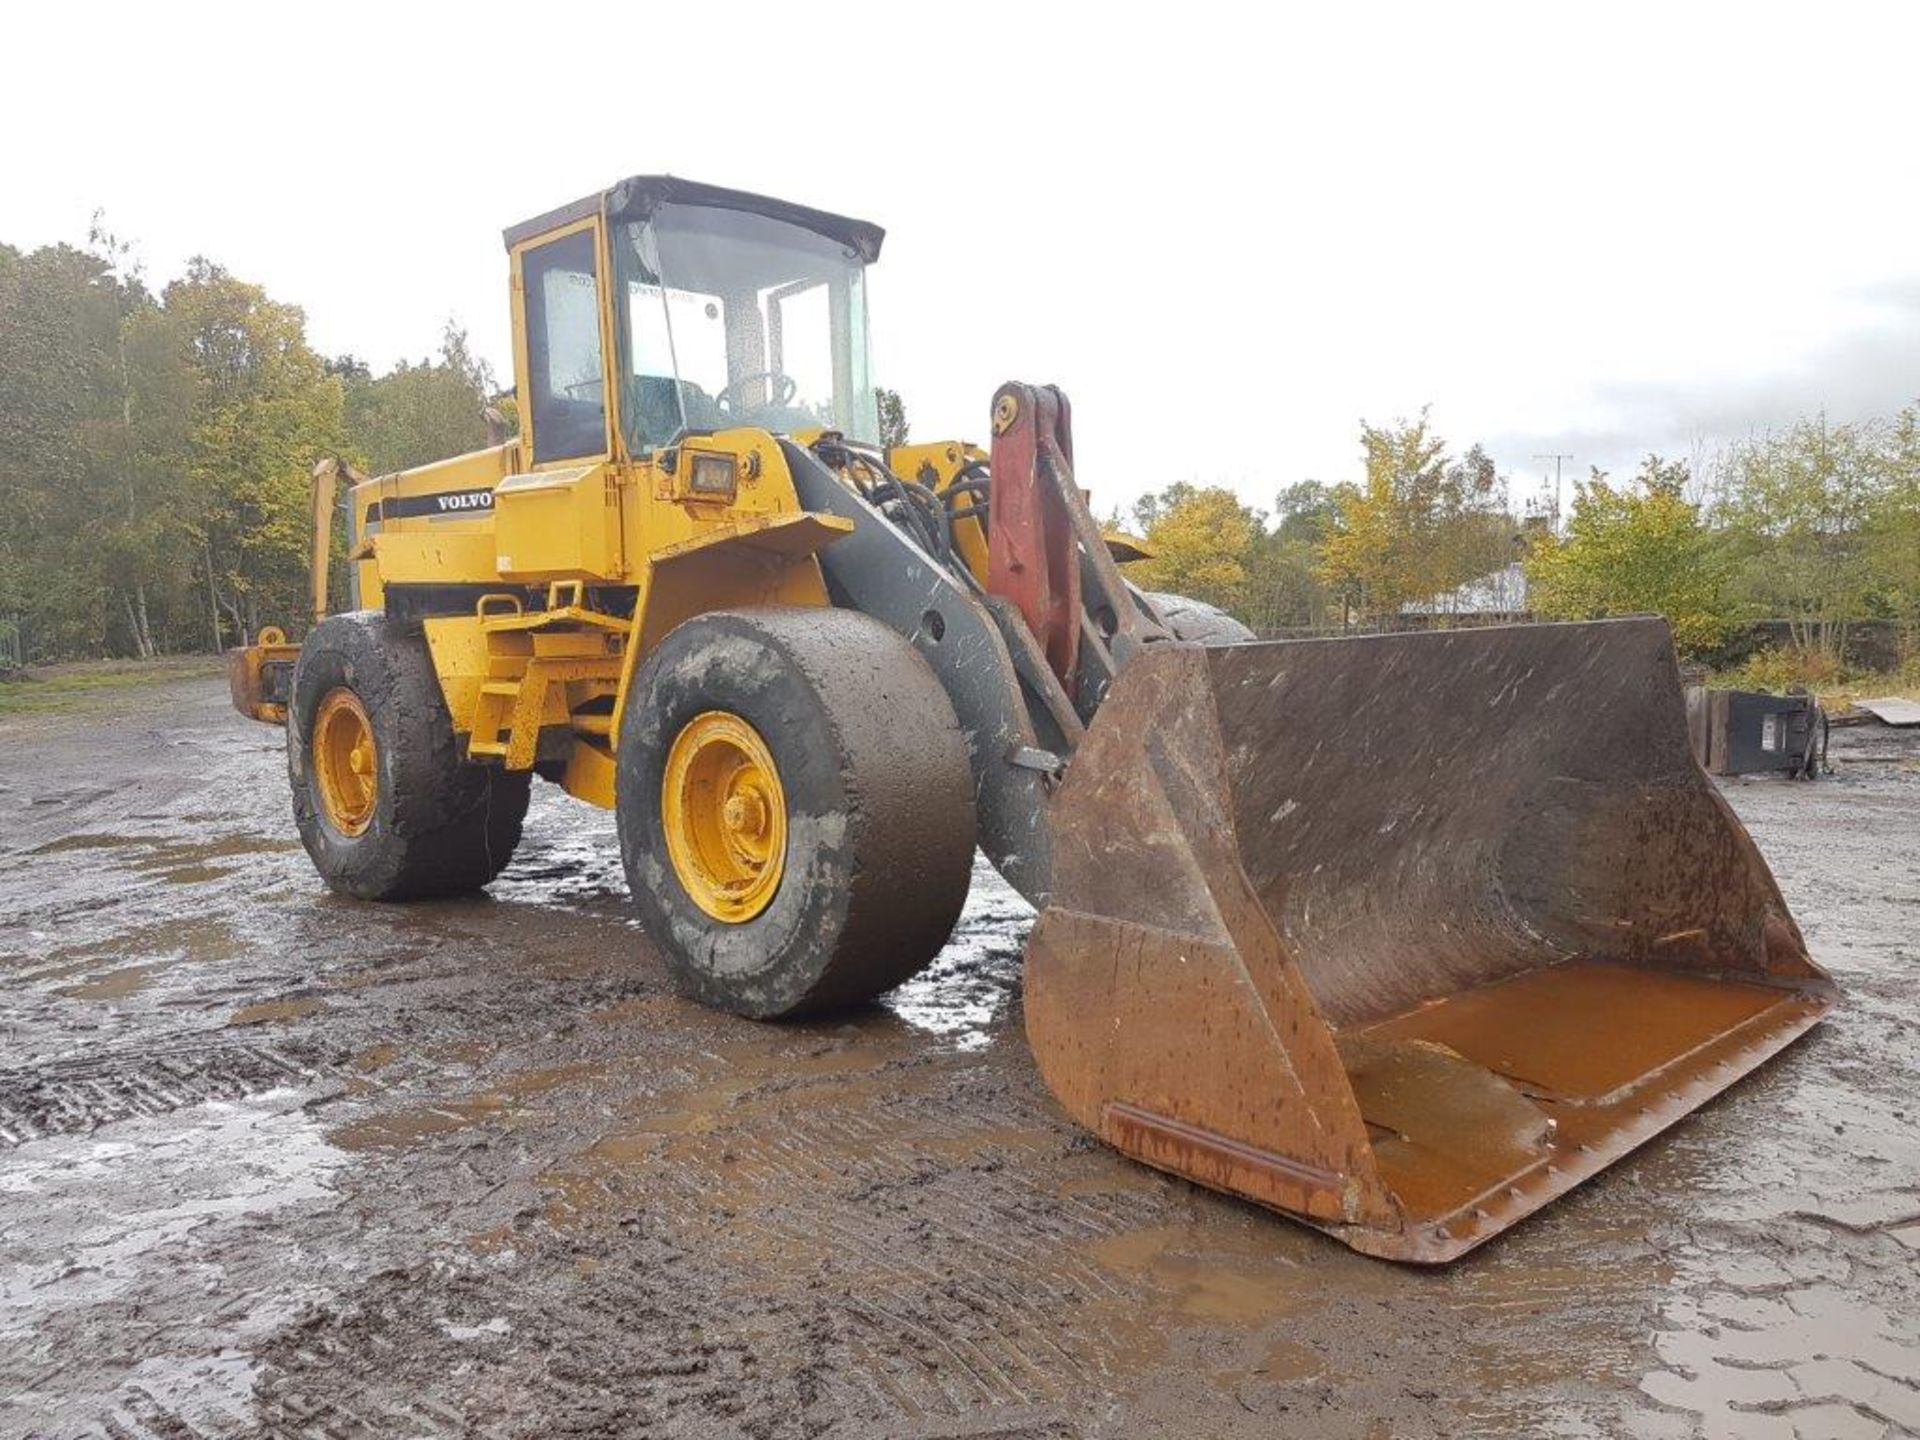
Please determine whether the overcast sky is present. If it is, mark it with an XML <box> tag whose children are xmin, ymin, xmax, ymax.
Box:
<box><xmin>7</xmin><ymin>2</ymin><xmax>1918</xmax><ymax>519</ymax></box>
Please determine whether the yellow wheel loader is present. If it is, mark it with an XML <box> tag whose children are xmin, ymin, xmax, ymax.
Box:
<box><xmin>230</xmin><ymin>176</ymin><xmax>1834</xmax><ymax>1262</ymax></box>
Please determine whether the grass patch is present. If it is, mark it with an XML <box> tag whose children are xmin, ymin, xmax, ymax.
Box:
<box><xmin>0</xmin><ymin>656</ymin><xmax>225</xmax><ymax>717</ymax></box>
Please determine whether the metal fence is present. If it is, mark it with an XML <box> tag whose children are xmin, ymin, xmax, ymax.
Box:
<box><xmin>0</xmin><ymin>616</ymin><xmax>21</xmax><ymax>671</ymax></box>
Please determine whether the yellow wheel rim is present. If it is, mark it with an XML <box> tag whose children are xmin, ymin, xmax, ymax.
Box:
<box><xmin>313</xmin><ymin>687</ymin><xmax>379</xmax><ymax>837</ymax></box>
<box><xmin>661</xmin><ymin>711</ymin><xmax>787</xmax><ymax>923</ymax></box>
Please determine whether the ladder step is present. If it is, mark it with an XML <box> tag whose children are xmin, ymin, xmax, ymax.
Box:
<box><xmin>479</xmin><ymin>681</ymin><xmax>521</xmax><ymax>698</ymax></box>
<box><xmin>571</xmin><ymin>713</ymin><xmax>613</xmax><ymax>737</ymax></box>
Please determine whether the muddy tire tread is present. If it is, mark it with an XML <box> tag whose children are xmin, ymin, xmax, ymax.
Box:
<box><xmin>288</xmin><ymin>612</ymin><xmax>529</xmax><ymax>900</ymax></box>
<box><xmin>617</xmin><ymin>606</ymin><xmax>976</xmax><ymax>1019</ymax></box>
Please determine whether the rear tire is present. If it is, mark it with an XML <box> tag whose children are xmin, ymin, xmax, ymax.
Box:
<box><xmin>1142</xmin><ymin>590</ymin><xmax>1256</xmax><ymax>645</ymax></box>
<box><xmin>287</xmin><ymin>612</ymin><xmax>531</xmax><ymax>900</ymax></box>
<box><xmin>617</xmin><ymin>607</ymin><xmax>977</xmax><ymax>1019</ymax></box>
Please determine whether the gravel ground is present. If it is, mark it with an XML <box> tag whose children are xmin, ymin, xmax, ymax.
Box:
<box><xmin>0</xmin><ymin>674</ymin><xmax>1914</xmax><ymax>1439</ymax></box>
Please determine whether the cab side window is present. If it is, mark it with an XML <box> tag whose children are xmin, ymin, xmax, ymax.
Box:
<box><xmin>523</xmin><ymin>230</ymin><xmax>607</xmax><ymax>464</ymax></box>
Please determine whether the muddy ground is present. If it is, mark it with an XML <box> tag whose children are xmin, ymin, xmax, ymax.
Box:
<box><xmin>1</xmin><ymin>673</ymin><xmax>1915</xmax><ymax>1440</ymax></box>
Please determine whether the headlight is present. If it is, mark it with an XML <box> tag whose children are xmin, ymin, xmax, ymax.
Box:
<box><xmin>688</xmin><ymin>452</ymin><xmax>738</xmax><ymax>501</ymax></box>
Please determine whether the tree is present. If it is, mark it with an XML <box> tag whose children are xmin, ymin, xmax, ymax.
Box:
<box><xmin>0</xmin><ymin>243</ymin><xmax>110</xmax><ymax>656</ymax></box>
<box><xmin>0</xmin><ymin>227</ymin><xmax>506</xmax><ymax>662</ymax></box>
<box><xmin>1526</xmin><ymin>456</ymin><xmax>1736</xmax><ymax>657</ymax></box>
<box><xmin>875</xmin><ymin>387</ymin><xmax>909</xmax><ymax>448</ymax></box>
<box><xmin>1126</xmin><ymin>482</ymin><xmax>1262</xmax><ymax>615</ymax></box>
<box><xmin>0</xmin><ymin>236</ymin><xmax>200</xmax><ymax>659</ymax></box>
<box><xmin>1713</xmin><ymin>414</ymin><xmax>1885</xmax><ymax>660</ymax></box>
<box><xmin>340</xmin><ymin>323</ymin><xmax>496</xmax><ymax>476</ymax></box>
<box><xmin>88</xmin><ymin>220</ymin><xmax>201</xmax><ymax>658</ymax></box>
<box><xmin>1866</xmin><ymin>402</ymin><xmax>1920</xmax><ymax>649</ymax></box>
<box><xmin>1317</xmin><ymin>411</ymin><xmax>1511</xmax><ymax>620</ymax></box>
<box><xmin>1273</xmin><ymin>481</ymin><xmax>1341</xmax><ymax>546</ymax></box>
<box><xmin>165</xmin><ymin>259</ymin><xmax>345</xmax><ymax>645</ymax></box>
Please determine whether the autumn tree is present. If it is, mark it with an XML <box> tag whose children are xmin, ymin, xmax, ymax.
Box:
<box><xmin>1126</xmin><ymin>482</ymin><xmax>1262</xmax><ymax>615</ymax></box>
<box><xmin>1317</xmin><ymin>411</ymin><xmax>1512</xmax><ymax>620</ymax></box>
<box><xmin>166</xmin><ymin>259</ymin><xmax>345</xmax><ymax>646</ymax></box>
<box><xmin>1526</xmin><ymin>455</ymin><xmax>1736</xmax><ymax>657</ymax></box>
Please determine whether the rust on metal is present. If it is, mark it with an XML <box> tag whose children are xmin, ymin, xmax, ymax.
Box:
<box><xmin>1024</xmin><ymin>617</ymin><xmax>1837</xmax><ymax>1263</ymax></box>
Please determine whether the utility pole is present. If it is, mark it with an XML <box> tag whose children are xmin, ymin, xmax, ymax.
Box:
<box><xmin>1532</xmin><ymin>452</ymin><xmax>1573</xmax><ymax>533</ymax></box>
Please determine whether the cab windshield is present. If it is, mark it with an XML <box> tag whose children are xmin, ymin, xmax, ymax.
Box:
<box><xmin>615</xmin><ymin>204</ymin><xmax>878</xmax><ymax>453</ymax></box>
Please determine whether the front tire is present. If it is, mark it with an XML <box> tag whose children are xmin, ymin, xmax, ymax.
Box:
<box><xmin>287</xmin><ymin>612</ymin><xmax>530</xmax><ymax>900</ymax></box>
<box><xmin>617</xmin><ymin>607</ymin><xmax>977</xmax><ymax>1019</ymax></box>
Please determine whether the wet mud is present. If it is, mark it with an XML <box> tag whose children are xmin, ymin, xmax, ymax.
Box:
<box><xmin>1</xmin><ymin>675</ymin><xmax>1915</xmax><ymax>1438</ymax></box>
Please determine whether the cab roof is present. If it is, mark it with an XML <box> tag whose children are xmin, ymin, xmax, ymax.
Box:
<box><xmin>502</xmin><ymin>175</ymin><xmax>885</xmax><ymax>263</ymax></box>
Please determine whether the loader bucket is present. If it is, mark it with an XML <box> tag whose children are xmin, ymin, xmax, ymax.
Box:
<box><xmin>1024</xmin><ymin>617</ymin><xmax>1835</xmax><ymax>1262</ymax></box>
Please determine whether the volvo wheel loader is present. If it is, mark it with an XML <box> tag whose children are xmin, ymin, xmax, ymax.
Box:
<box><xmin>229</xmin><ymin>175</ymin><xmax>1835</xmax><ymax>1262</ymax></box>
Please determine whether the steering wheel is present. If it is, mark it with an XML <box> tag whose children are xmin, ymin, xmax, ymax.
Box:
<box><xmin>715</xmin><ymin>370</ymin><xmax>798</xmax><ymax>414</ymax></box>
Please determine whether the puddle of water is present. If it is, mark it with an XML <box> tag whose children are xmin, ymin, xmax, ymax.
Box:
<box><xmin>19</xmin><ymin>919</ymin><xmax>242</xmax><ymax>1001</ymax></box>
<box><xmin>1623</xmin><ymin>1010</ymin><xmax>1920</xmax><ymax>1439</ymax></box>
<box><xmin>31</xmin><ymin>833</ymin><xmax>140</xmax><ymax>854</ymax></box>
<box><xmin>1084</xmin><ymin>1223</ymin><xmax>1308</xmax><ymax>1328</ymax></box>
<box><xmin>58</xmin><ymin>960</ymin><xmax>172</xmax><ymax>1001</ymax></box>
<box><xmin>158</xmin><ymin>862</ymin><xmax>236</xmax><ymax>885</ymax></box>
<box><xmin>488</xmin><ymin>804</ymin><xmax>628</xmax><ymax>910</ymax></box>
<box><xmin>30</xmin><ymin>832</ymin><xmax>297</xmax><ymax>868</ymax></box>
<box><xmin>351</xmin><ymin>1043</ymin><xmax>400</xmax><ymax>1073</ymax></box>
<box><xmin>882</xmin><ymin>855</ymin><xmax>1031</xmax><ymax>1051</ymax></box>
<box><xmin>329</xmin><ymin>1061</ymin><xmax>607</xmax><ymax>1152</ymax></box>
<box><xmin>229</xmin><ymin>997</ymin><xmax>323</xmax><ymax>1027</ymax></box>
<box><xmin>0</xmin><ymin>1090</ymin><xmax>344</xmax><ymax>1433</ymax></box>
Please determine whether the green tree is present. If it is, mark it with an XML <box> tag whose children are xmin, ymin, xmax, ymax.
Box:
<box><xmin>1237</xmin><ymin>482</ymin><xmax>1342</xmax><ymax>630</ymax></box>
<box><xmin>875</xmin><ymin>386</ymin><xmax>909</xmax><ymax>448</ymax></box>
<box><xmin>1866</xmin><ymin>402</ymin><xmax>1920</xmax><ymax>648</ymax></box>
<box><xmin>89</xmin><ymin>221</ymin><xmax>201</xmax><ymax>657</ymax></box>
<box><xmin>340</xmin><ymin>323</ymin><xmax>496</xmax><ymax>476</ymax></box>
<box><xmin>0</xmin><ymin>236</ymin><xmax>201</xmax><ymax>658</ymax></box>
<box><xmin>1714</xmin><ymin>414</ymin><xmax>1885</xmax><ymax>660</ymax></box>
<box><xmin>0</xmin><ymin>227</ymin><xmax>513</xmax><ymax>662</ymax></box>
<box><xmin>1526</xmin><ymin>456</ymin><xmax>1736</xmax><ymax>657</ymax></box>
<box><xmin>166</xmin><ymin>259</ymin><xmax>345</xmax><ymax>645</ymax></box>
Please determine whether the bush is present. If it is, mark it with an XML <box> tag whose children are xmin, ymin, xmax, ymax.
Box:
<box><xmin>1725</xmin><ymin>645</ymin><xmax>1846</xmax><ymax>693</ymax></box>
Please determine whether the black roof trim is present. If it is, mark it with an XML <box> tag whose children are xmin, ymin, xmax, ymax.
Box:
<box><xmin>502</xmin><ymin>176</ymin><xmax>885</xmax><ymax>261</ymax></box>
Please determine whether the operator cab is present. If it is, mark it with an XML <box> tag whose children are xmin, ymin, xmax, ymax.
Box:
<box><xmin>504</xmin><ymin>177</ymin><xmax>885</xmax><ymax>467</ymax></box>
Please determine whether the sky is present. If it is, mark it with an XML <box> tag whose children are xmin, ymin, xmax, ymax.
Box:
<box><xmin>6</xmin><ymin>1</ymin><xmax>1918</xmax><ymax>521</ymax></box>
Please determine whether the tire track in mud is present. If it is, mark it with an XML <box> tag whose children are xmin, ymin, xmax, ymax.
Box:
<box><xmin>511</xmin><ymin>1054</ymin><xmax>1181</xmax><ymax>1430</ymax></box>
<box><xmin>245</xmin><ymin>1027</ymin><xmax>1151</xmax><ymax>1437</ymax></box>
<box><xmin>0</xmin><ymin>1037</ymin><xmax>323</xmax><ymax>1146</ymax></box>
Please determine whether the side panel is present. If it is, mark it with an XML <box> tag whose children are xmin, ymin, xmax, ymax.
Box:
<box><xmin>352</xmin><ymin>443</ymin><xmax>523</xmax><ymax>607</ymax></box>
<box><xmin>493</xmin><ymin>463</ymin><xmax>623</xmax><ymax>581</ymax></box>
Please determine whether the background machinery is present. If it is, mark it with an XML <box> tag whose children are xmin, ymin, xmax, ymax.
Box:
<box><xmin>230</xmin><ymin>176</ymin><xmax>1835</xmax><ymax>1262</ymax></box>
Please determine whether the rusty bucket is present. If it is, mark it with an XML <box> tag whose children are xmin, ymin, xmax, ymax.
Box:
<box><xmin>1024</xmin><ymin>618</ymin><xmax>1835</xmax><ymax>1262</ymax></box>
